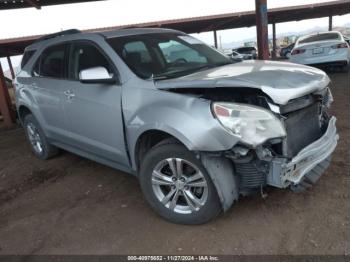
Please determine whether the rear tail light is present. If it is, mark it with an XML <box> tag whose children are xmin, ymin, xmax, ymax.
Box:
<box><xmin>291</xmin><ymin>49</ymin><xmax>306</xmax><ymax>55</ymax></box>
<box><xmin>331</xmin><ymin>43</ymin><xmax>349</xmax><ymax>49</ymax></box>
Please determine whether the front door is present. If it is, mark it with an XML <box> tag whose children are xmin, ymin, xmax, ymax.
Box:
<box><xmin>63</xmin><ymin>41</ymin><xmax>129</xmax><ymax>166</ymax></box>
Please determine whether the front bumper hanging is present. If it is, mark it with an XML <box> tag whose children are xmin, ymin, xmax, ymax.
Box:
<box><xmin>267</xmin><ymin>117</ymin><xmax>338</xmax><ymax>188</ymax></box>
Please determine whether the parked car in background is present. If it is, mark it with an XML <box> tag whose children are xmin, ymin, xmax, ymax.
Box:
<box><xmin>15</xmin><ymin>28</ymin><xmax>338</xmax><ymax>224</ymax></box>
<box><xmin>280</xmin><ymin>43</ymin><xmax>295</xmax><ymax>58</ymax></box>
<box><xmin>290</xmin><ymin>31</ymin><xmax>350</xmax><ymax>72</ymax></box>
<box><xmin>232</xmin><ymin>50</ymin><xmax>253</xmax><ymax>60</ymax></box>
<box><xmin>233</xmin><ymin>46</ymin><xmax>257</xmax><ymax>59</ymax></box>
<box><xmin>230</xmin><ymin>51</ymin><xmax>244</xmax><ymax>61</ymax></box>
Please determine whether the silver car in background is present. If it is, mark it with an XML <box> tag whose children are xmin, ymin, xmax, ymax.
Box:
<box><xmin>14</xmin><ymin>28</ymin><xmax>338</xmax><ymax>224</ymax></box>
<box><xmin>231</xmin><ymin>50</ymin><xmax>253</xmax><ymax>60</ymax></box>
<box><xmin>290</xmin><ymin>31</ymin><xmax>350</xmax><ymax>72</ymax></box>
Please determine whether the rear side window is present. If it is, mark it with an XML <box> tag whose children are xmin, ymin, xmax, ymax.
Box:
<box><xmin>34</xmin><ymin>44</ymin><xmax>67</xmax><ymax>78</ymax></box>
<box><xmin>299</xmin><ymin>33</ymin><xmax>341</xmax><ymax>44</ymax></box>
<box><xmin>68</xmin><ymin>42</ymin><xmax>114</xmax><ymax>80</ymax></box>
<box><xmin>21</xmin><ymin>50</ymin><xmax>35</xmax><ymax>68</ymax></box>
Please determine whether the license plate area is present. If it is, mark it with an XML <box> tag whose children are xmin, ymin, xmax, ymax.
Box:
<box><xmin>313</xmin><ymin>47</ymin><xmax>324</xmax><ymax>54</ymax></box>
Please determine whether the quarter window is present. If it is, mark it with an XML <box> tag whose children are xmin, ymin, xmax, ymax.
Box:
<box><xmin>68</xmin><ymin>42</ymin><xmax>113</xmax><ymax>80</ymax></box>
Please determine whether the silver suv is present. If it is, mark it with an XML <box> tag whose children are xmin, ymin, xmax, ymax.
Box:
<box><xmin>15</xmin><ymin>28</ymin><xmax>338</xmax><ymax>224</ymax></box>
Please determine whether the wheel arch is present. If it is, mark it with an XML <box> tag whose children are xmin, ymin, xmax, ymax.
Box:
<box><xmin>133</xmin><ymin>128</ymin><xmax>192</xmax><ymax>172</ymax></box>
<box><xmin>132</xmin><ymin>128</ymin><xmax>239</xmax><ymax>212</ymax></box>
<box><xmin>18</xmin><ymin>105</ymin><xmax>33</xmax><ymax>124</ymax></box>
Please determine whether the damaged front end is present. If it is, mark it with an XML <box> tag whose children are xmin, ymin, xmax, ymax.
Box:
<box><xmin>169</xmin><ymin>86</ymin><xmax>338</xmax><ymax>210</ymax></box>
<box><xmin>213</xmin><ymin>87</ymin><xmax>338</xmax><ymax>197</ymax></box>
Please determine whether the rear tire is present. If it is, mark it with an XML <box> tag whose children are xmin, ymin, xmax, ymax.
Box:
<box><xmin>23</xmin><ymin>114</ymin><xmax>59</xmax><ymax>160</ymax></box>
<box><xmin>139</xmin><ymin>141</ymin><xmax>221</xmax><ymax>224</ymax></box>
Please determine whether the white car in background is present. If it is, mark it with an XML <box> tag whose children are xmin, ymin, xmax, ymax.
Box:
<box><xmin>290</xmin><ymin>31</ymin><xmax>350</xmax><ymax>72</ymax></box>
<box><xmin>230</xmin><ymin>51</ymin><xmax>244</xmax><ymax>61</ymax></box>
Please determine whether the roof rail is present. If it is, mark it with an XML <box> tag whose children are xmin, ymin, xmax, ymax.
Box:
<box><xmin>35</xmin><ymin>29</ymin><xmax>81</xmax><ymax>43</ymax></box>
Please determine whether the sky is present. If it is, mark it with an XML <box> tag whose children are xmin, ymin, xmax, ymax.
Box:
<box><xmin>1</xmin><ymin>0</ymin><xmax>350</xmax><ymax>71</ymax></box>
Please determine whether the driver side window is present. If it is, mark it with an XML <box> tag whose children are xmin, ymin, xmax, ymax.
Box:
<box><xmin>158</xmin><ymin>40</ymin><xmax>207</xmax><ymax>64</ymax></box>
<box><xmin>68</xmin><ymin>42</ymin><xmax>113</xmax><ymax>80</ymax></box>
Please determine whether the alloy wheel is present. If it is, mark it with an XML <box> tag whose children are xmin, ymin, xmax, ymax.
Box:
<box><xmin>151</xmin><ymin>158</ymin><xmax>208</xmax><ymax>214</ymax></box>
<box><xmin>26</xmin><ymin>123</ymin><xmax>44</xmax><ymax>154</ymax></box>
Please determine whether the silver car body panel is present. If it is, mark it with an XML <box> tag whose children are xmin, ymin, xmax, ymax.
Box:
<box><xmin>121</xmin><ymin>78</ymin><xmax>241</xmax><ymax>169</ymax></box>
<box><xmin>14</xmin><ymin>28</ymin><xmax>338</xmax><ymax>211</ymax></box>
<box><xmin>16</xmin><ymin>29</ymin><xmax>241</xmax><ymax>172</ymax></box>
<box><xmin>156</xmin><ymin>60</ymin><xmax>330</xmax><ymax>105</ymax></box>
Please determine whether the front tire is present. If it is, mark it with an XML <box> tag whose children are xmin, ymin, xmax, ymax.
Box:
<box><xmin>23</xmin><ymin>114</ymin><xmax>59</xmax><ymax>160</ymax></box>
<box><xmin>139</xmin><ymin>141</ymin><xmax>221</xmax><ymax>224</ymax></box>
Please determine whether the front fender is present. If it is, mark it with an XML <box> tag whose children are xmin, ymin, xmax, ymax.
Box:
<box><xmin>123</xmin><ymin>83</ymin><xmax>239</xmax><ymax>170</ymax></box>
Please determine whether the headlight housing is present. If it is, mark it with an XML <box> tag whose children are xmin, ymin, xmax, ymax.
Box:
<box><xmin>212</xmin><ymin>102</ymin><xmax>286</xmax><ymax>147</ymax></box>
<box><xmin>325</xmin><ymin>88</ymin><xmax>334</xmax><ymax>108</ymax></box>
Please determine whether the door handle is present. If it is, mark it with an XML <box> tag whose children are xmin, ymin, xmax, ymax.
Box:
<box><xmin>64</xmin><ymin>90</ymin><xmax>75</xmax><ymax>99</ymax></box>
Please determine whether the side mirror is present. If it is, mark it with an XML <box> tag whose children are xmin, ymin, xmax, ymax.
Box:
<box><xmin>79</xmin><ymin>66</ymin><xmax>116</xmax><ymax>84</ymax></box>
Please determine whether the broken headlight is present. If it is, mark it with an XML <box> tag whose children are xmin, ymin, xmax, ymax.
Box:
<box><xmin>212</xmin><ymin>102</ymin><xmax>286</xmax><ymax>147</ymax></box>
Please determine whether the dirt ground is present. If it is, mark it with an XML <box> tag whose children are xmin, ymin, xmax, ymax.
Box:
<box><xmin>0</xmin><ymin>72</ymin><xmax>349</xmax><ymax>255</ymax></box>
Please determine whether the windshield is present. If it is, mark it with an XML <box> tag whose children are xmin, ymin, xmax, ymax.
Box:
<box><xmin>106</xmin><ymin>33</ymin><xmax>232</xmax><ymax>80</ymax></box>
<box><xmin>299</xmin><ymin>33</ymin><xmax>341</xmax><ymax>44</ymax></box>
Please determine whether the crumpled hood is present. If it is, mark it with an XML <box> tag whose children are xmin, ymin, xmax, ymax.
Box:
<box><xmin>155</xmin><ymin>60</ymin><xmax>330</xmax><ymax>105</ymax></box>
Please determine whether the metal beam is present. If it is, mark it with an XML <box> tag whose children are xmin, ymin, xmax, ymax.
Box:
<box><xmin>0</xmin><ymin>62</ymin><xmax>15</xmax><ymax>127</ymax></box>
<box><xmin>213</xmin><ymin>30</ymin><xmax>218</xmax><ymax>49</ymax></box>
<box><xmin>6</xmin><ymin>55</ymin><xmax>15</xmax><ymax>79</ymax></box>
<box><xmin>24</xmin><ymin>0</ymin><xmax>41</xmax><ymax>9</ymax></box>
<box><xmin>272</xmin><ymin>22</ymin><xmax>277</xmax><ymax>59</ymax></box>
<box><xmin>255</xmin><ymin>0</ymin><xmax>269</xmax><ymax>60</ymax></box>
<box><xmin>329</xmin><ymin>15</ymin><xmax>333</xmax><ymax>31</ymax></box>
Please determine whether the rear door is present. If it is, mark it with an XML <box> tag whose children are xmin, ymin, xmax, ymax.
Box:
<box><xmin>30</xmin><ymin>43</ymin><xmax>70</xmax><ymax>141</ymax></box>
<box><xmin>62</xmin><ymin>41</ymin><xmax>129</xmax><ymax>166</ymax></box>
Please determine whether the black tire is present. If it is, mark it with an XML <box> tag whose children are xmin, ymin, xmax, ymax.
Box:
<box><xmin>139</xmin><ymin>141</ymin><xmax>221</xmax><ymax>224</ymax></box>
<box><xmin>23</xmin><ymin>114</ymin><xmax>59</xmax><ymax>160</ymax></box>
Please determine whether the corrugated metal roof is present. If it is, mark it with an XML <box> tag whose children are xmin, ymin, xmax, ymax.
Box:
<box><xmin>1</xmin><ymin>0</ymin><xmax>350</xmax><ymax>57</ymax></box>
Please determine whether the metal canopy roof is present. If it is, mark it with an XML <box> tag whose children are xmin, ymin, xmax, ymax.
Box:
<box><xmin>1</xmin><ymin>0</ymin><xmax>350</xmax><ymax>57</ymax></box>
<box><xmin>0</xmin><ymin>0</ymin><xmax>106</xmax><ymax>10</ymax></box>
<box><xmin>91</xmin><ymin>0</ymin><xmax>350</xmax><ymax>34</ymax></box>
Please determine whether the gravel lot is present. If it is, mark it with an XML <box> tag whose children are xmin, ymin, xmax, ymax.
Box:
<box><xmin>0</xmin><ymin>71</ymin><xmax>349</xmax><ymax>255</ymax></box>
